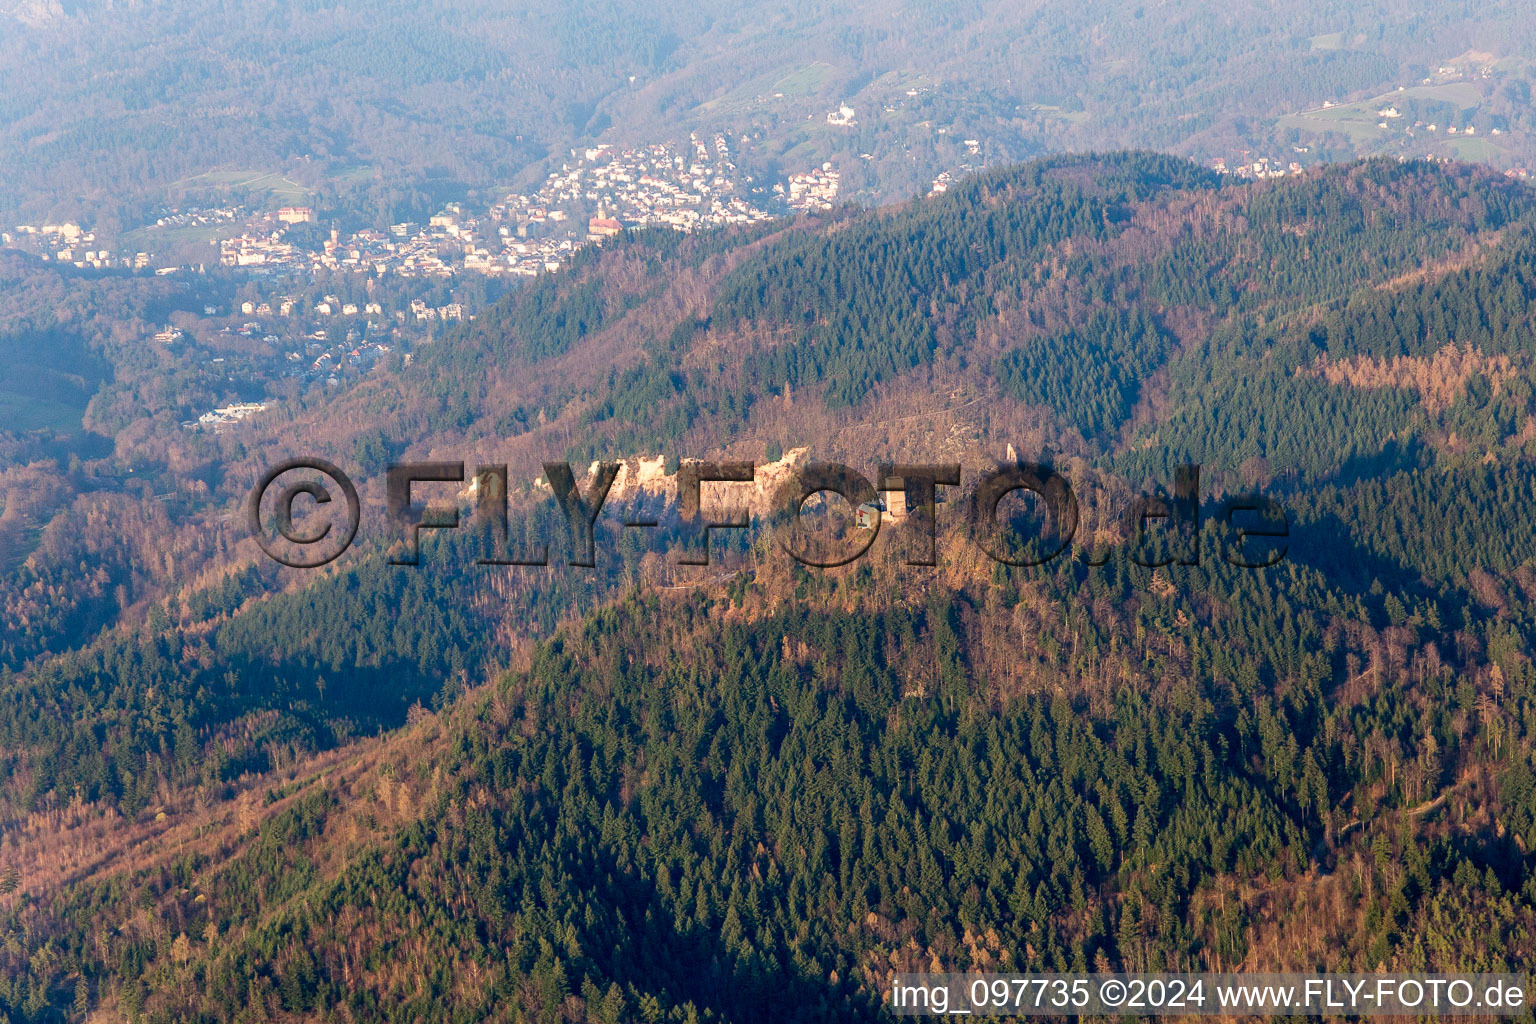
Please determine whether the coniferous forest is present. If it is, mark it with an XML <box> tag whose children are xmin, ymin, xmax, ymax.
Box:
<box><xmin>2</xmin><ymin>154</ymin><xmax>1536</xmax><ymax>1022</ymax></box>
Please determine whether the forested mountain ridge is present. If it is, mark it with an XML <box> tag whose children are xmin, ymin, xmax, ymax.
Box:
<box><xmin>2</xmin><ymin>154</ymin><xmax>1536</xmax><ymax>1021</ymax></box>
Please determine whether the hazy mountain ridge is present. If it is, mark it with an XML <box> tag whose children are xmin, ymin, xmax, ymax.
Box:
<box><xmin>5</xmin><ymin>0</ymin><xmax>1536</xmax><ymax>225</ymax></box>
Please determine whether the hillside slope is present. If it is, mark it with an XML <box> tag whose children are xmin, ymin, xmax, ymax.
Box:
<box><xmin>2</xmin><ymin>154</ymin><xmax>1536</xmax><ymax>1021</ymax></box>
